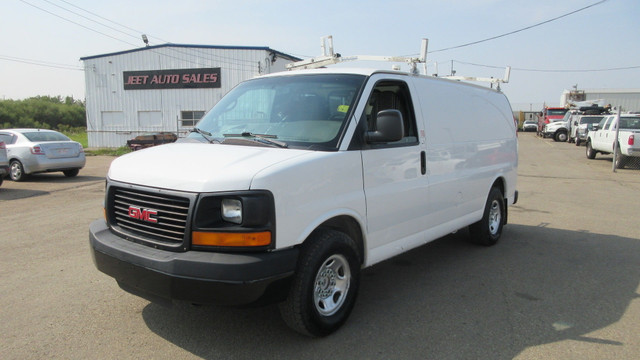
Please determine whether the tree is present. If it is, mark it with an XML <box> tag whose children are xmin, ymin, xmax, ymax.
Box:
<box><xmin>0</xmin><ymin>96</ymin><xmax>86</xmax><ymax>131</ymax></box>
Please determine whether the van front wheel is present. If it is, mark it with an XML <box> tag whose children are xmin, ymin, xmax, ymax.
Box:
<box><xmin>279</xmin><ymin>229</ymin><xmax>360</xmax><ymax>337</ymax></box>
<box><xmin>468</xmin><ymin>187</ymin><xmax>504</xmax><ymax>246</ymax></box>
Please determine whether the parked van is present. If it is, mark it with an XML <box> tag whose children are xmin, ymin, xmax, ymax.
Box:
<box><xmin>89</xmin><ymin>68</ymin><xmax>518</xmax><ymax>336</ymax></box>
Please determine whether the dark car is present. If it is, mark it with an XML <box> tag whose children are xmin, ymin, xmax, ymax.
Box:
<box><xmin>126</xmin><ymin>132</ymin><xmax>178</xmax><ymax>151</ymax></box>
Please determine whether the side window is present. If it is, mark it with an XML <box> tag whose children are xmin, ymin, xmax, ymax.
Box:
<box><xmin>0</xmin><ymin>133</ymin><xmax>15</xmax><ymax>144</ymax></box>
<box><xmin>597</xmin><ymin>117</ymin><xmax>607</xmax><ymax>129</ymax></box>
<box><xmin>603</xmin><ymin>118</ymin><xmax>612</xmax><ymax>130</ymax></box>
<box><xmin>363</xmin><ymin>80</ymin><xmax>418</xmax><ymax>147</ymax></box>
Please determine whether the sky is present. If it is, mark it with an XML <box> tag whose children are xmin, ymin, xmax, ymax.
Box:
<box><xmin>1</xmin><ymin>0</ymin><xmax>638</xmax><ymax>111</ymax></box>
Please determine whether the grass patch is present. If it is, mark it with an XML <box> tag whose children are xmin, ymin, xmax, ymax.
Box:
<box><xmin>66</xmin><ymin>131</ymin><xmax>88</xmax><ymax>148</ymax></box>
<box><xmin>86</xmin><ymin>146</ymin><xmax>131</xmax><ymax>156</ymax></box>
<box><xmin>62</xmin><ymin>130</ymin><xmax>131</xmax><ymax>156</ymax></box>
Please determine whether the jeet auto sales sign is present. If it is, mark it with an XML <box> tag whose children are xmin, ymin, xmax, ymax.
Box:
<box><xmin>123</xmin><ymin>68</ymin><xmax>221</xmax><ymax>90</ymax></box>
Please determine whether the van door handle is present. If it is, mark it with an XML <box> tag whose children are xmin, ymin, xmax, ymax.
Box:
<box><xmin>420</xmin><ymin>151</ymin><xmax>426</xmax><ymax>175</ymax></box>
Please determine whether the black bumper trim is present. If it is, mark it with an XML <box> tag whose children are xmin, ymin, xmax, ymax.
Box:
<box><xmin>89</xmin><ymin>220</ymin><xmax>298</xmax><ymax>306</ymax></box>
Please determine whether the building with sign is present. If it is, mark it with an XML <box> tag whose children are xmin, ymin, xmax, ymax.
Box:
<box><xmin>81</xmin><ymin>44</ymin><xmax>300</xmax><ymax>148</ymax></box>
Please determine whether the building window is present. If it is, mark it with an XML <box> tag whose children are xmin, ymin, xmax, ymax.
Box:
<box><xmin>180</xmin><ymin>111</ymin><xmax>205</xmax><ymax>127</ymax></box>
<box><xmin>139</xmin><ymin>111</ymin><xmax>162</xmax><ymax>127</ymax></box>
<box><xmin>102</xmin><ymin>111</ymin><xmax>125</xmax><ymax>128</ymax></box>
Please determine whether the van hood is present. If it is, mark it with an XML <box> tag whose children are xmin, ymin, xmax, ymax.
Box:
<box><xmin>107</xmin><ymin>142</ymin><xmax>310</xmax><ymax>192</ymax></box>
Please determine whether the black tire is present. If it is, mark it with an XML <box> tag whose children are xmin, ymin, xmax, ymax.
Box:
<box><xmin>614</xmin><ymin>145</ymin><xmax>627</xmax><ymax>169</ymax></box>
<box><xmin>468</xmin><ymin>187</ymin><xmax>504</xmax><ymax>246</ymax></box>
<box><xmin>586</xmin><ymin>141</ymin><xmax>596</xmax><ymax>159</ymax></box>
<box><xmin>63</xmin><ymin>169</ymin><xmax>80</xmax><ymax>177</ymax></box>
<box><xmin>575</xmin><ymin>138</ymin><xmax>581</xmax><ymax>146</ymax></box>
<box><xmin>554</xmin><ymin>131</ymin><xmax>567</xmax><ymax>142</ymax></box>
<box><xmin>9</xmin><ymin>160</ymin><xmax>26</xmax><ymax>181</ymax></box>
<box><xmin>279</xmin><ymin>228</ymin><xmax>360</xmax><ymax>337</ymax></box>
<box><xmin>0</xmin><ymin>177</ymin><xmax>3</xmax><ymax>187</ymax></box>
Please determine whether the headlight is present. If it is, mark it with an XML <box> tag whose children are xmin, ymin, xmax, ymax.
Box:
<box><xmin>221</xmin><ymin>199</ymin><xmax>242</xmax><ymax>224</ymax></box>
<box><xmin>192</xmin><ymin>191</ymin><xmax>275</xmax><ymax>249</ymax></box>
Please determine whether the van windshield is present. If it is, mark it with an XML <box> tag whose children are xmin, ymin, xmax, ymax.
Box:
<box><xmin>190</xmin><ymin>74</ymin><xmax>366</xmax><ymax>150</ymax></box>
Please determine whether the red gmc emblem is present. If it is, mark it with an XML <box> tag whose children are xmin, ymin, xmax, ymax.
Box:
<box><xmin>128</xmin><ymin>206</ymin><xmax>158</xmax><ymax>223</ymax></box>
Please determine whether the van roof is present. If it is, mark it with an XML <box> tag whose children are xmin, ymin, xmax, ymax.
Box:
<box><xmin>257</xmin><ymin>67</ymin><xmax>505</xmax><ymax>94</ymax></box>
<box><xmin>260</xmin><ymin>67</ymin><xmax>405</xmax><ymax>78</ymax></box>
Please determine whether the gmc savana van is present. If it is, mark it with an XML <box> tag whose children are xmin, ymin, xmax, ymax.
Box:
<box><xmin>90</xmin><ymin>68</ymin><xmax>518</xmax><ymax>336</ymax></box>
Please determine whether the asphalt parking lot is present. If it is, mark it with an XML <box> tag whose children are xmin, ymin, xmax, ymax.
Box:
<box><xmin>1</xmin><ymin>133</ymin><xmax>639</xmax><ymax>359</ymax></box>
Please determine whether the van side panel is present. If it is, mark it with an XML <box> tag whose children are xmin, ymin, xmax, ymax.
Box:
<box><xmin>410</xmin><ymin>76</ymin><xmax>517</xmax><ymax>228</ymax></box>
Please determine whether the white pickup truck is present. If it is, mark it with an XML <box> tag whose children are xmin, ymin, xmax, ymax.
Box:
<box><xmin>586</xmin><ymin>114</ymin><xmax>640</xmax><ymax>168</ymax></box>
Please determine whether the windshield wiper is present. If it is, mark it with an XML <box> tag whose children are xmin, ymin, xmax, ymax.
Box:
<box><xmin>223</xmin><ymin>132</ymin><xmax>288</xmax><ymax>148</ymax></box>
<box><xmin>190</xmin><ymin>127</ymin><xmax>219</xmax><ymax>144</ymax></box>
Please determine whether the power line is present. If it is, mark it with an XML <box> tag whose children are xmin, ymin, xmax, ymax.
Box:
<box><xmin>50</xmin><ymin>0</ymin><xmax>267</xmax><ymax>68</ymax></box>
<box><xmin>53</xmin><ymin>0</ymin><xmax>257</xmax><ymax>66</ymax></box>
<box><xmin>18</xmin><ymin>0</ymin><xmax>140</xmax><ymax>48</ymax></box>
<box><xmin>41</xmin><ymin>0</ymin><xmax>142</xmax><ymax>42</ymax></box>
<box><xmin>17</xmin><ymin>0</ymin><xmax>261</xmax><ymax>72</ymax></box>
<box><xmin>429</xmin><ymin>0</ymin><xmax>610</xmax><ymax>53</ymax></box>
<box><xmin>56</xmin><ymin>0</ymin><xmax>147</xmax><ymax>39</ymax></box>
<box><xmin>452</xmin><ymin>60</ymin><xmax>640</xmax><ymax>73</ymax></box>
<box><xmin>0</xmin><ymin>54</ymin><xmax>83</xmax><ymax>70</ymax></box>
<box><xmin>52</xmin><ymin>0</ymin><xmax>270</xmax><ymax>71</ymax></box>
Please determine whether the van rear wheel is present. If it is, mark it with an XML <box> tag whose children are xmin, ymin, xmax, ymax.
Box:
<box><xmin>468</xmin><ymin>187</ymin><xmax>504</xmax><ymax>246</ymax></box>
<box><xmin>279</xmin><ymin>229</ymin><xmax>360</xmax><ymax>337</ymax></box>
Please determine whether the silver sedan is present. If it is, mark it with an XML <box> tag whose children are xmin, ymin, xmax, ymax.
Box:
<box><xmin>0</xmin><ymin>141</ymin><xmax>9</xmax><ymax>187</ymax></box>
<box><xmin>0</xmin><ymin>129</ymin><xmax>86</xmax><ymax>181</ymax></box>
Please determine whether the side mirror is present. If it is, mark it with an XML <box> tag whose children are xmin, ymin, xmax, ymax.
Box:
<box><xmin>366</xmin><ymin>110</ymin><xmax>404</xmax><ymax>143</ymax></box>
<box><xmin>592</xmin><ymin>124</ymin><xmax>599</xmax><ymax>131</ymax></box>
<box><xmin>573</xmin><ymin>121</ymin><xmax>578</xmax><ymax>126</ymax></box>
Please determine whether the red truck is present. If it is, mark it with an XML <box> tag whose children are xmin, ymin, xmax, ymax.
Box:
<box><xmin>538</xmin><ymin>107</ymin><xmax>568</xmax><ymax>137</ymax></box>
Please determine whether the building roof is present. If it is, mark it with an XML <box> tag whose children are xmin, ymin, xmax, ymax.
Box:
<box><xmin>80</xmin><ymin>43</ymin><xmax>301</xmax><ymax>62</ymax></box>
<box><xmin>563</xmin><ymin>88</ymin><xmax>640</xmax><ymax>94</ymax></box>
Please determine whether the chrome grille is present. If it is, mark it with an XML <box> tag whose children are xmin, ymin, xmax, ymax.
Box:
<box><xmin>110</xmin><ymin>187</ymin><xmax>190</xmax><ymax>245</ymax></box>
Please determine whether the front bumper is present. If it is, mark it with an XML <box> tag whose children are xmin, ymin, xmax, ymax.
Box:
<box><xmin>89</xmin><ymin>220</ymin><xmax>298</xmax><ymax>306</ymax></box>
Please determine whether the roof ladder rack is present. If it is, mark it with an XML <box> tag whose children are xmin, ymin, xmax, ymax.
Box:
<box><xmin>286</xmin><ymin>35</ymin><xmax>511</xmax><ymax>91</ymax></box>
<box><xmin>286</xmin><ymin>36</ymin><xmax>428</xmax><ymax>75</ymax></box>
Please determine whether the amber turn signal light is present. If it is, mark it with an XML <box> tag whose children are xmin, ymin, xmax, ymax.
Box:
<box><xmin>192</xmin><ymin>231</ymin><xmax>271</xmax><ymax>247</ymax></box>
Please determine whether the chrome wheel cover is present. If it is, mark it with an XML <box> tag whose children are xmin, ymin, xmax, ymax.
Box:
<box><xmin>10</xmin><ymin>162</ymin><xmax>22</xmax><ymax>180</ymax></box>
<box><xmin>313</xmin><ymin>254</ymin><xmax>350</xmax><ymax>316</ymax></box>
<box><xmin>488</xmin><ymin>199</ymin><xmax>502</xmax><ymax>236</ymax></box>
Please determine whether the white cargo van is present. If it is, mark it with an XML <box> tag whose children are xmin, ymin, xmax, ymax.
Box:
<box><xmin>90</xmin><ymin>68</ymin><xmax>518</xmax><ymax>336</ymax></box>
